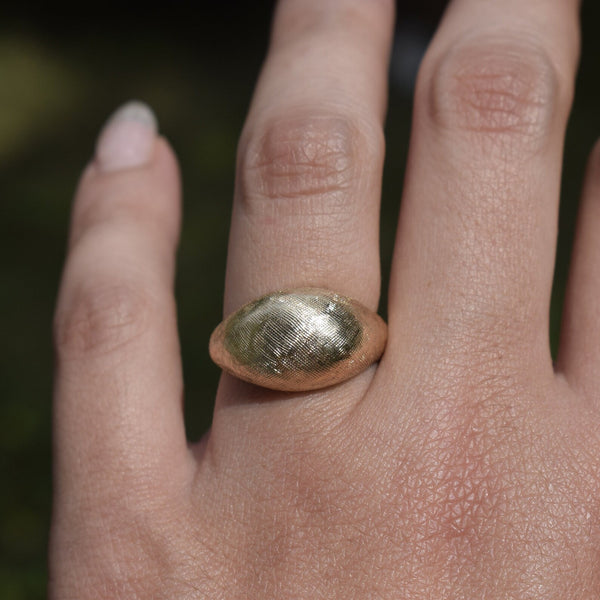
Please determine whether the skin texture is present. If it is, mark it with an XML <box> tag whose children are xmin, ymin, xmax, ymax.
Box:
<box><xmin>49</xmin><ymin>0</ymin><xmax>600</xmax><ymax>598</ymax></box>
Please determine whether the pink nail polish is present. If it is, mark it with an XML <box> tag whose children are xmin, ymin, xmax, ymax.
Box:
<box><xmin>95</xmin><ymin>101</ymin><xmax>158</xmax><ymax>172</ymax></box>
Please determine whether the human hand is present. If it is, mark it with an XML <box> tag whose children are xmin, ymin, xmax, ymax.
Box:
<box><xmin>50</xmin><ymin>0</ymin><xmax>600</xmax><ymax>597</ymax></box>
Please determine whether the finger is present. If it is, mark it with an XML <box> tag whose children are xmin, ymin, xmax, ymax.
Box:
<box><xmin>556</xmin><ymin>141</ymin><xmax>600</xmax><ymax>400</ymax></box>
<box><xmin>224</xmin><ymin>0</ymin><xmax>394</xmax><ymax>317</ymax></box>
<box><xmin>387</xmin><ymin>0</ymin><xmax>580</xmax><ymax>374</ymax></box>
<box><xmin>53</xmin><ymin>102</ymin><xmax>189</xmax><ymax>503</ymax></box>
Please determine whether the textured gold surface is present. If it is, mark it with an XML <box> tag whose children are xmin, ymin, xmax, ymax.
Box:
<box><xmin>209</xmin><ymin>289</ymin><xmax>387</xmax><ymax>392</ymax></box>
<box><xmin>224</xmin><ymin>292</ymin><xmax>362</xmax><ymax>376</ymax></box>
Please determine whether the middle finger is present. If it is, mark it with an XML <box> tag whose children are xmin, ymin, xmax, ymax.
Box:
<box><xmin>387</xmin><ymin>0</ymin><xmax>580</xmax><ymax>378</ymax></box>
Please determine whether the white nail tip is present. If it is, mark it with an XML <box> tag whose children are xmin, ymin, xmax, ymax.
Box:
<box><xmin>107</xmin><ymin>100</ymin><xmax>158</xmax><ymax>132</ymax></box>
<box><xmin>95</xmin><ymin>101</ymin><xmax>158</xmax><ymax>172</ymax></box>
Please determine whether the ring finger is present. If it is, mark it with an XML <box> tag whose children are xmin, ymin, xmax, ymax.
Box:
<box><xmin>216</xmin><ymin>0</ymin><xmax>395</xmax><ymax>407</ymax></box>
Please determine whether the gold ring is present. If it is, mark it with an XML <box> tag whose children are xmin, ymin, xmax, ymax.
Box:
<box><xmin>209</xmin><ymin>288</ymin><xmax>387</xmax><ymax>392</ymax></box>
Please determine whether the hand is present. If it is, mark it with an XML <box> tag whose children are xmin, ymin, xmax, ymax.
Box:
<box><xmin>50</xmin><ymin>0</ymin><xmax>600</xmax><ymax>597</ymax></box>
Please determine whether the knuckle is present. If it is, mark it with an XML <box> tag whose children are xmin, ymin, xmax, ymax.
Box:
<box><xmin>54</xmin><ymin>280</ymin><xmax>151</xmax><ymax>359</ymax></box>
<box><xmin>71</xmin><ymin>180</ymin><xmax>177</xmax><ymax>251</ymax></box>
<box><xmin>419</xmin><ymin>38</ymin><xmax>569</xmax><ymax>151</ymax></box>
<box><xmin>238</xmin><ymin>113</ymin><xmax>382</xmax><ymax>213</ymax></box>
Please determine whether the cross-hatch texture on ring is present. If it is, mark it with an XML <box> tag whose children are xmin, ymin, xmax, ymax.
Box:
<box><xmin>223</xmin><ymin>292</ymin><xmax>363</xmax><ymax>378</ymax></box>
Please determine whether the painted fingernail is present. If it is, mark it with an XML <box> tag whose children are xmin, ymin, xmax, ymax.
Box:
<box><xmin>95</xmin><ymin>100</ymin><xmax>158</xmax><ymax>172</ymax></box>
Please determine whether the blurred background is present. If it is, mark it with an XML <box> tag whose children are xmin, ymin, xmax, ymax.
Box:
<box><xmin>2</xmin><ymin>1</ymin><xmax>600</xmax><ymax>597</ymax></box>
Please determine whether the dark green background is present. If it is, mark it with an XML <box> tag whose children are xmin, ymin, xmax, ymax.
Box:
<box><xmin>2</xmin><ymin>2</ymin><xmax>599</xmax><ymax>597</ymax></box>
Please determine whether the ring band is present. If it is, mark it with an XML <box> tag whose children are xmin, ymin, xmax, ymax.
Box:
<box><xmin>209</xmin><ymin>288</ymin><xmax>387</xmax><ymax>392</ymax></box>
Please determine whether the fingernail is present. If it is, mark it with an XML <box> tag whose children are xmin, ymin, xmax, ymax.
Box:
<box><xmin>95</xmin><ymin>100</ymin><xmax>158</xmax><ymax>172</ymax></box>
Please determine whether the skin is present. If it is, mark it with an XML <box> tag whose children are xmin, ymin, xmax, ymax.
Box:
<box><xmin>49</xmin><ymin>0</ymin><xmax>600</xmax><ymax>598</ymax></box>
